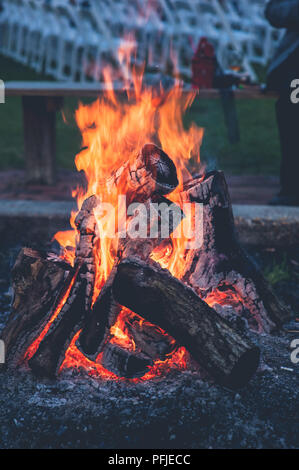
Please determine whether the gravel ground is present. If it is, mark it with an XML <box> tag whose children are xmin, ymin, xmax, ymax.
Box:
<box><xmin>0</xmin><ymin>246</ymin><xmax>298</xmax><ymax>449</ymax></box>
<box><xmin>0</xmin><ymin>332</ymin><xmax>298</xmax><ymax>449</ymax></box>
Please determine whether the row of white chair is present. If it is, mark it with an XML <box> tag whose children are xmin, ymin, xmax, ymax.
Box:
<box><xmin>215</xmin><ymin>0</ymin><xmax>284</xmax><ymax>67</ymax></box>
<box><xmin>0</xmin><ymin>0</ymin><xmax>282</xmax><ymax>82</ymax></box>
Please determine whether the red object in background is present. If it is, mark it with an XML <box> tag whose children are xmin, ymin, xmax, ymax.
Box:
<box><xmin>191</xmin><ymin>37</ymin><xmax>216</xmax><ymax>89</ymax></box>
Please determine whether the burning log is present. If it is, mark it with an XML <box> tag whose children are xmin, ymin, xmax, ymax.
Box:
<box><xmin>2</xmin><ymin>151</ymin><xmax>281</xmax><ymax>386</ymax></box>
<box><xmin>77</xmin><ymin>196</ymin><xmax>183</xmax><ymax>360</ymax></box>
<box><xmin>28</xmin><ymin>263</ymin><xmax>87</xmax><ymax>378</ymax></box>
<box><xmin>73</xmin><ymin>142</ymin><xmax>180</xmax><ymax>361</ymax></box>
<box><xmin>96</xmin><ymin>311</ymin><xmax>175</xmax><ymax>379</ymax></box>
<box><xmin>102</xmin><ymin>143</ymin><xmax>179</xmax><ymax>205</ymax></box>
<box><xmin>101</xmin><ymin>343</ymin><xmax>153</xmax><ymax>379</ymax></box>
<box><xmin>112</xmin><ymin>258</ymin><xmax>261</xmax><ymax>389</ymax></box>
<box><xmin>77</xmin><ymin>264</ymin><xmax>121</xmax><ymax>359</ymax></box>
<box><xmin>125</xmin><ymin>313</ymin><xmax>175</xmax><ymax>361</ymax></box>
<box><xmin>180</xmin><ymin>171</ymin><xmax>291</xmax><ymax>332</ymax></box>
<box><xmin>75</xmin><ymin>195</ymin><xmax>100</xmax><ymax>313</ymax></box>
<box><xmin>0</xmin><ymin>248</ymin><xmax>68</xmax><ymax>370</ymax></box>
<box><xmin>26</xmin><ymin>196</ymin><xmax>102</xmax><ymax>378</ymax></box>
<box><xmin>15</xmin><ymin>142</ymin><xmax>180</xmax><ymax>378</ymax></box>
<box><xmin>27</xmin><ymin>194</ymin><xmax>102</xmax><ymax>377</ymax></box>
<box><xmin>17</xmin><ymin>143</ymin><xmax>180</xmax><ymax>377</ymax></box>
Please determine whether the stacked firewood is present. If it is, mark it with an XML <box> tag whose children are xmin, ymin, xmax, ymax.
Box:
<box><xmin>0</xmin><ymin>144</ymin><xmax>291</xmax><ymax>389</ymax></box>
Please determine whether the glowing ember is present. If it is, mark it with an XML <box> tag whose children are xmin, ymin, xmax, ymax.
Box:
<box><xmin>59</xmin><ymin>331</ymin><xmax>189</xmax><ymax>382</ymax></box>
<box><xmin>204</xmin><ymin>284</ymin><xmax>245</xmax><ymax>309</ymax></box>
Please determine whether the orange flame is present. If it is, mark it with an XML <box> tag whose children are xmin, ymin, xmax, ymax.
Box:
<box><xmin>110</xmin><ymin>307</ymin><xmax>136</xmax><ymax>351</ymax></box>
<box><xmin>27</xmin><ymin>39</ymin><xmax>204</xmax><ymax>380</ymax></box>
<box><xmin>204</xmin><ymin>285</ymin><xmax>245</xmax><ymax>309</ymax></box>
<box><xmin>53</xmin><ymin>230</ymin><xmax>77</xmax><ymax>267</ymax></box>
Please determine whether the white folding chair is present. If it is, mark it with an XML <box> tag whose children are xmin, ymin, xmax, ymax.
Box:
<box><xmin>82</xmin><ymin>0</ymin><xmax>138</xmax><ymax>82</ymax></box>
<box><xmin>198</xmin><ymin>0</ymin><xmax>257</xmax><ymax>79</ymax></box>
<box><xmin>125</xmin><ymin>0</ymin><xmax>173</xmax><ymax>70</ymax></box>
<box><xmin>0</xmin><ymin>0</ymin><xmax>24</xmax><ymax>58</ymax></box>
<box><xmin>70</xmin><ymin>4</ymin><xmax>112</xmax><ymax>82</ymax></box>
<box><xmin>213</xmin><ymin>0</ymin><xmax>278</xmax><ymax>68</ymax></box>
<box><xmin>25</xmin><ymin>1</ymin><xmax>50</xmax><ymax>73</ymax></box>
<box><xmin>11</xmin><ymin>0</ymin><xmax>41</xmax><ymax>65</ymax></box>
<box><xmin>44</xmin><ymin>1</ymin><xmax>79</xmax><ymax>80</ymax></box>
<box><xmin>151</xmin><ymin>0</ymin><xmax>196</xmax><ymax>77</ymax></box>
<box><xmin>56</xmin><ymin>3</ymin><xmax>81</xmax><ymax>80</ymax></box>
<box><xmin>0</xmin><ymin>1</ymin><xmax>12</xmax><ymax>54</ymax></box>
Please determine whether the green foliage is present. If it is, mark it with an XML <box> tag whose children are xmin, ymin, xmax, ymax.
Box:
<box><xmin>263</xmin><ymin>257</ymin><xmax>291</xmax><ymax>286</ymax></box>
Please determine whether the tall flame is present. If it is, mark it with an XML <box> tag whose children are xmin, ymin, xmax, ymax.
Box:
<box><xmin>69</xmin><ymin>41</ymin><xmax>203</xmax><ymax>282</ymax></box>
<box><xmin>33</xmin><ymin>39</ymin><xmax>205</xmax><ymax>380</ymax></box>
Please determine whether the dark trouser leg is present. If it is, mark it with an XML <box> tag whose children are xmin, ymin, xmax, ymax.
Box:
<box><xmin>276</xmin><ymin>92</ymin><xmax>299</xmax><ymax>197</ymax></box>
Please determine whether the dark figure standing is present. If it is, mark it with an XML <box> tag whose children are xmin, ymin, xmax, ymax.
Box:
<box><xmin>265</xmin><ymin>0</ymin><xmax>299</xmax><ymax>206</ymax></box>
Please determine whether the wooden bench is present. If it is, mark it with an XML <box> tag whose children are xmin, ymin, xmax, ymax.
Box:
<box><xmin>5</xmin><ymin>81</ymin><xmax>278</xmax><ymax>185</ymax></box>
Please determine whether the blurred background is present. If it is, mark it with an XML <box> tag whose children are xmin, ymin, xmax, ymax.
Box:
<box><xmin>0</xmin><ymin>0</ymin><xmax>284</xmax><ymax>187</ymax></box>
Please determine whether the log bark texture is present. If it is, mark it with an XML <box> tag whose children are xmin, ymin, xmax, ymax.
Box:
<box><xmin>28</xmin><ymin>263</ymin><xmax>87</xmax><ymax>378</ymax></box>
<box><xmin>0</xmin><ymin>248</ymin><xmax>68</xmax><ymax>370</ymax></box>
<box><xmin>26</xmin><ymin>195</ymin><xmax>101</xmax><ymax>378</ymax></box>
<box><xmin>100</xmin><ymin>144</ymin><xmax>179</xmax><ymax>205</ymax></box>
<box><xmin>75</xmin><ymin>195</ymin><xmax>100</xmax><ymax>313</ymax></box>
<box><xmin>125</xmin><ymin>313</ymin><xmax>175</xmax><ymax>361</ymax></box>
<box><xmin>112</xmin><ymin>257</ymin><xmax>261</xmax><ymax>389</ymax></box>
<box><xmin>77</xmin><ymin>264</ymin><xmax>121</xmax><ymax>359</ymax></box>
<box><xmin>179</xmin><ymin>171</ymin><xmax>291</xmax><ymax>332</ymax></box>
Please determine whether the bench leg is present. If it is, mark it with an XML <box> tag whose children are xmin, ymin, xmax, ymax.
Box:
<box><xmin>22</xmin><ymin>96</ymin><xmax>63</xmax><ymax>185</ymax></box>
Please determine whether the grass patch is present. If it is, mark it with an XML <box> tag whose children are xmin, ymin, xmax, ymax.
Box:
<box><xmin>186</xmin><ymin>96</ymin><xmax>280</xmax><ymax>174</ymax></box>
<box><xmin>263</xmin><ymin>257</ymin><xmax>291</xmax><ymax>286</ymax></box>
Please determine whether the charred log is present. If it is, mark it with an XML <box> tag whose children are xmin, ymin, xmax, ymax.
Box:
<box><xmin>77</xmin><ymin>264</ymin><xmax>121</xmax><ymax>359</ymax></box>
<box><xmin>125</xmin><ymin>313</ymin><xmax>175</xmax><ymax>361</ymax></box>
<box><xmin>75</xmin><ymin>195</ymin><xmax>100</xmax><ymax>313</ymax></box>
<box><xmin>112</xmin><ymin>257</ymin><xmax>261</xmax><ymax>389</ymax></box>
<box><xmin>0</xmin><ymin>248</ymin><xmax>68</xmax><ymax>370</ymax></box>
<box><xmin>100</xmin><ymin>144</ymin><xmax>179</xmax><ymax>205</ymax></box>
<box><xmin>100</xmin><ymin>342</ymin><xmax>153</xmax><ymax>379</ymax></box>
<box><xmin>20</xmin><ymin>211</ymin><xmax>98</xmax><ymax>378</ymax></box>
<box><xmin>180</xmin><ymin>171</ymin><xmax>291</xmax><ymax>332</ymax></box>
<box><xmin>28</xmin><ymin>263</ymin><xmax>87</xmax><ymax>378</ymax></box>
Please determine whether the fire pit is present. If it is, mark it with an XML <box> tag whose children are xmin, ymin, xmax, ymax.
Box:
<box><xmin>0</xmin><ymin>68</ymin><xmax>291</xmax><ymax>390</ymax></box>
